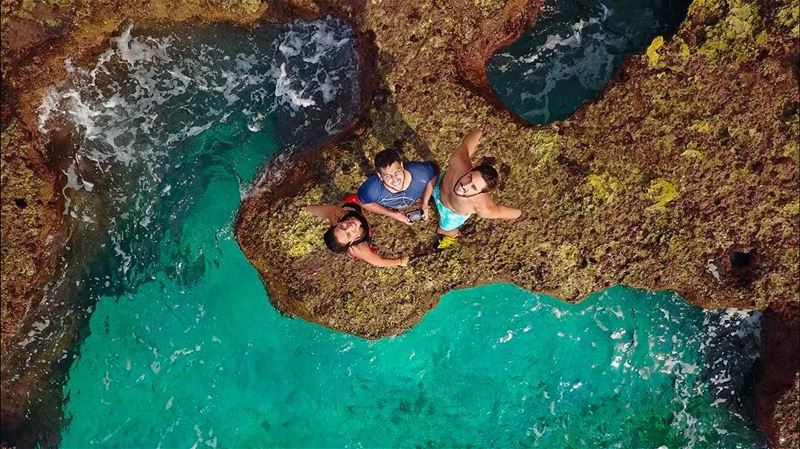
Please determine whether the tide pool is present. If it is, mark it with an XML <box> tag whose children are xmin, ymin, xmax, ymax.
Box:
<box><xmin>486</xmin><ymin>0</ymin><xmax>690</xmax><ymax>124</ymax></box>
<box><xmin>36</xmin><ymin>16</ymin><xmax>768</xmax><ymax>449</ymax></box>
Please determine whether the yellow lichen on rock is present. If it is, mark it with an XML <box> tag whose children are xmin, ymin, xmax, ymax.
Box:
<box><xmin>775</xmin><ymin>2</ymin><xmax>800</xmax><ymax>32</ymax></box>
<box><xmin>281</xmin><ymin>209</ymin><xmax>327</xmax><ymax>258</ymax></box>
<box><xmin>680</xmin><ymin>148</ymin><xmax>705</xmax><ymax>159</ymax></box>
<box><xmin>782</xmin><ymin>201</ymin><xmax>800</xmax><ymax>217</ymax></box>
<box><xmin>555</xmin><ymin>243</ymin><xmax>579</xmax><ymax>269</ymax></box>
<box><xmin>646</xmin><ymin>36</ymin><xmax>665</xmax><ymax>67</ymax></box>
<box><xmin>587</xmin><ymin>171</ymin><xmax>622</xmax><ymax>204</ymax></box>
<box><xmin>694</xmin><ymin>0</ymin><xmax>767</xmax><ymax>62</ymax></box>
<box><xmin>689</xmin><ymin>120</ymin><xmax>713</xmax><ymax>134</ymax></box>
<box><xmin>470</xmin><ymin>0</ymin><xmax>506</xmax><ymax>14</ymax></box>
<box><xmin>645</xmin><ymin>178</ymin><xmax>680</xmax><ymax>210</ymax></box>
<box><xmin>679</xmin><ymin>41</ymin><xmax>691</xmax><ymax>59</ymax></box>
<box><xmin>529</xmin><ymin>131</ymin><xmax>563</xmax><ymax>170</ymax></box>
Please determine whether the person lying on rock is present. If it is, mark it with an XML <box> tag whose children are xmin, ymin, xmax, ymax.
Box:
<box><xmin>356</xmin><ymin>148</ymin><xmax>438</xmax><ymax>225</ymax></box>
<box><xmin>306</xmin><ymin>202</ymin><xmax>410</xmax><ymax>268</ymax></box>
<box><xmin>433</xmin><ymin>127</ymin><xmax>522</xmax><ymax>248</ymax></box>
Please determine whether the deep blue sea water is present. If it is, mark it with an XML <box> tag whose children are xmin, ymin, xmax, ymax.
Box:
<box><xmin>486</xmin><ymin>0</ymin><xmax>690</xmax><ymax>124</ymax></box>
<box><xmin>32</xmin><ymin>16</ymin><xmax>769</xmax><ymax>449</ymax></box>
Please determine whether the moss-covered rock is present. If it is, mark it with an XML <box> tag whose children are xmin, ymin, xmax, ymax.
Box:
<box><xmin>0</xmin><ymin>120</ymin><xmax>63</xmax><ymax>356</ymax></box>
<box><xmin>237</xmin><ymin>0</ymin><xmax>797</xmax><ymax>335</ymax></box>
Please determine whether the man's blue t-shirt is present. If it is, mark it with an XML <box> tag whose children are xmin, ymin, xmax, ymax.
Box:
<box><xmin>357</xmin><ymin>161</ymin><xmax>437</xmax><ymax>209</ymax></box>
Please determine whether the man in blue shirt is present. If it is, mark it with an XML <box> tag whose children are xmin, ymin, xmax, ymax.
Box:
<box><xmin>357</xmin><ymin>149</ymin><xmax>438</xmax><ymax>225</ymax></box>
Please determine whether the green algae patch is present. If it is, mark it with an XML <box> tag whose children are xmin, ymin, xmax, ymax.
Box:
<box><xmin>782</xmin><ymin>201</ymin><xmax>800</xmax><ymax>217</ymax></box>
<box><xmin>689</xmin><ymin>120</ymin><xmax>715</xmax><ymax>134</ymax></box>
<box><xmin>694</xmin><ymin>0</ymin><xmax>768</xmax><ymax>63</ymax></box>
<box><xmin>775</xmin><ymin>2</ymin><xmax>800</xmax><ymax>32</ymax></box>
<box><xmin>680</xmin><ymin>149</ymin><xmax>705</xmax><ymax>159</ymax></box>
<box><xmin>282</xmin><ymin>211</ymin><xmax>328</xmax><ymax>258</ymax></box>
<box><xmin>528</xmin><ymin>131</ymin><xmax>565</xmax><ymax>170</ymax></box>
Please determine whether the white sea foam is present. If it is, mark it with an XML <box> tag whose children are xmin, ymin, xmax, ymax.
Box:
<box><xmin>498</xmin><ymin>330</ymin><xmax>514</xmax><ymax>343</ymax></box>
<box><xmin>274</xmin><ymin>63</ymin><xmax>317</xmax><ymax>108</ymax></box>
<box><xmin>492</xmin><ymin>4</ymin><xmax>624</xmax><ymax>122</ymax></box>
<box><xmin>37</xmin><ymin>17</ymin><xmax>360</xmax><ymax>281</ymax></box>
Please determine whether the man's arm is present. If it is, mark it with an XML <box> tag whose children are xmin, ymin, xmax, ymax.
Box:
<box><xmin>450</xmin><ymin>127</ymin><xmax>483</xmax><ymax>170</ymax></box>
<box><xmin>476</xmin><ymin>198</ymin><xmax>522</xmax><ymax>220</ymax></box>
<box><xmin>350</xmin><ymin>244</ymin><xmax>409</xmax><ymax>267</ymax></box>
<box><xmin>362</xmin><ymin>202</ymin><xmax>412</xmax><ymax>225</ymax></box>
<box><xmin>420</xmin><ymin>162</ymin><xmax>439</xmax><ymax>221</ymax></box>
<box><xmin>420</xmin><ymin>178</ymin><xmax>435</xmax><ymax>221</ymax></box>
<box><xmin>357</xmin><ymin>177</ymin><xmax>411</xmax><ymax>225</ymax></box>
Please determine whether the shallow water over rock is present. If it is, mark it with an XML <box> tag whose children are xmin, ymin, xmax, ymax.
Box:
<box><xmin>487</xmin><ymin>0</ymin><xmax>689</xmax><ymax>124</ymax></box>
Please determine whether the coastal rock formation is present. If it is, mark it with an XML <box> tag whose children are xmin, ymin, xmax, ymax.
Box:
<box><xmin>1</xmin><ymin>0</ymin><xmax>797</xmax><ymax>446</ymax></box>
<box><xmin>1</xmin><ymin>0</ymin><xmax>269</xmax><ymax>358</ymax></box>
<box><xmin>238</xmin><ymin>0</ymin><xmax>798</xmax><ymax>334</ymax></box>
<box><xmin>234</xmin><ymin>0</ymin><xmax>798</xmax><ymax>445</ymax></box>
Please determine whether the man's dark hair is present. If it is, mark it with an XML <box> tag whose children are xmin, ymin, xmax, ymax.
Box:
<box><xmin>472</xmin><ymin>164</ymin><xmax>499</xmax><ymax>192</ymax></box>
<box><xmin>374</xmin><ymin>149</ymin><xmax>403</xmax><ymax>171</ymax></box>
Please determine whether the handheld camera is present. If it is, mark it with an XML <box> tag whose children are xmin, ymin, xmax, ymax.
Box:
<box><xmin>406</xmin><ymin>209</ymin><xmax>424</xmax><ymax>222</ymax></box>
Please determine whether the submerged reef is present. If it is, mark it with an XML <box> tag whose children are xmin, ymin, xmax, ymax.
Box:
<box><xmin>0</xmin><ymin>0</ymin><xmax>797</xmax><ymax>447</ymax></box>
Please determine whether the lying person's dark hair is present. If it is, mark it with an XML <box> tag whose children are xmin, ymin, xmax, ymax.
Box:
<box><xmin>323</xmin><ymin>204</ymin><xmax>371</xmax><ymax>253</ymax></box>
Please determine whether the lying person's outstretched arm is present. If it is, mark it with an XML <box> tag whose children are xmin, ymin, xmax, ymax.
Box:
<box><xmin>476</xmin><ymin>199</ymin><xmax>522</xmax><ymax>220</ymax></box>
<box><xmin>349</xmin><ymin>243</ymin><xmax>410</xmax><ymax>268</ymax></box>
<box><xmin>305</xmin><ymin>204</ymin><xmax>341</xmax><ymax>225</ymax></box>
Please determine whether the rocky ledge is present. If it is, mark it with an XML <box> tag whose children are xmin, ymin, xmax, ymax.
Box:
<box><xmin>234</xmin><ymin>0</ymin><xmax>798</xmax><ymax>444</ymax></box>
<box><xmin>238</xmin><ymin>0</ymin><xmax>798</xmax><ymax>335</ymax></box>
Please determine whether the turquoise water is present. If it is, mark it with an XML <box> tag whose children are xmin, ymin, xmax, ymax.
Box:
<box><xmin>61</xmin><ymin>275</ymin><xmax>770</xmax><ymax>448</ymax></box>
<box><xmin>486</xmin><ymin>0</ymin><xmax>689</xmax><ymax>124</ymax></box>
<box><xmin>36</xmin><ymin>17</ymin><xmax>769</xmax><ymax>449</ymax></box>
